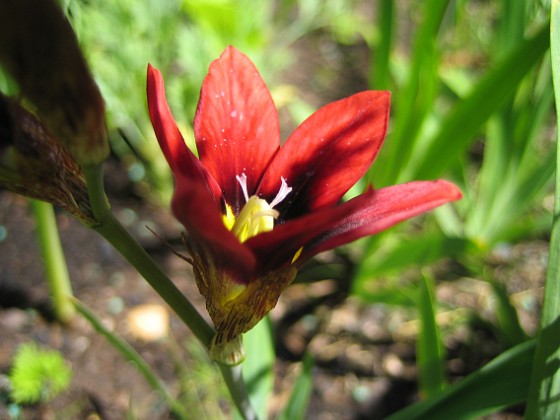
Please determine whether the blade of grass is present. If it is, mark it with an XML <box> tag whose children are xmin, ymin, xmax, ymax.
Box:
<box><xmin>489</xmin><ymin>281</ymin><xmax>528</xmax><ymax>347</ymax></box>
<box><xmin>388</xmin><ymin>339</ymin><xmax>536</xmax><ymax>420</ymax></box>
<box><xmin>406</xmin><ymin>23</ymin><xmax>550</xmax><ymax>181</ymax></box>
<box><xmin>525</xmin><ymin>2</ymin><xmax>560</xmax><ymax>417</ymax></box>
<box><xmin>237</xmin><ymin>317</ymin><xmax>275</xmax><ymax>420</ymax></box>
<box><xmin>277</xmin><ymin>353</ymin><xmax>314</xmax><ymax>420</ymax></box>
<box><xmin>369</xmin><ymin>0</ymin><xmax>394</xmax><ymax>90</ymax></box>
<box><xmin>417</xmin><ymin>273</ymin><xmax>446</xmax><ymax>398</ymax></box>
<box><xmin>374</xmin><ymin>0</ymin><xmax>451</xmax><ymax>186</ymax></box>
<box><xmin>353</xmin><ymin>233</ymin><xmax>471</xmax><ymax>281</ymax></box>
<box><xmin>73</xmin><ymin>299</ymin><xmax>188</xmax><ymax>420</ymax></box>
<box><xmin>466</xmin><ymin>51</ymin><xmax>554</xmax><ymax>246</ymax></box>
<box><xmin>497</xmin><ymin>0</ymin><xmax>526</xmax><ymax>58</ymax></box>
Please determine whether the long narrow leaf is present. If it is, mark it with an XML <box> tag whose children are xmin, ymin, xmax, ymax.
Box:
<box><xmin>352</xmin><ymin>232</ymin><xmax>471</xmax><ymax>284</ymax></box>
<box><xmin>73</xmin><ymin>299</ymin><xmax>188</xmax><ymax>420</ymax></box>
<box><xmin>238</xmin><ymin>317</ymin><xmax>275</xmax><ymax>420</ymax></box>
<box><xmin>525</xmin><ymin>3</ymin><xmax>560</xmax><ymax>417</ymax></box>
<box><xmin>388</xmin><ymin>339</ymin><xmax>536</xmax><ymax>420</ymax></box>
<box><xmin>407</xmin><ymin>24</ymin><xmax>550</xmax><ymax>181</ymax></box>
<box><xmin>417</xmin><ymin>274</ymin><xmax>446</xmax><ymax>397</ymax></box>
<box><xmin>376</xmin><ymin>0</ymin><xmax>451</xmax><ymax>186</ymax></box>
<box><xmin>369</xmin><ymin>0</ymin><xmax>394</xmax><ymax>90</ymax></box>
<box><xmin>490</xmin><ymin>282</ymin><xmax>528</xmax><ymax>347</ymax></box>
<box><xmin>277</xmin><ymin>353</ymin><xmax>314</xmax><ymax>420</ymax></box>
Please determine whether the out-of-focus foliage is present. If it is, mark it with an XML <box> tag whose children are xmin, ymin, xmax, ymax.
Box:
<box><xmin>9</xmin><ymin>343</ymin><xmax>72</xmax><ymax>404</ymax></box>
<box><xmin>63</xmin><ymin>0</ymin><xmax>372</xmax><ymax>202</ymax></box>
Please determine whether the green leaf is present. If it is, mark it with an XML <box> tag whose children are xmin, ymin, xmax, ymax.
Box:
<box><xmin>278</xmin><ymin>353</ymin><xmax>314</xmax><ymax>420</ymax></box>
<box><xmin>388</xmin><ymin>339</ymin><xmax>536</xmax><ymax>420</ymax></box>
<box><xmin>239</xmin><ymin>317</ymin><xmax>275</xmax><ymax>420</ymax></box>
<box><xmin>525</xmin><ymin>3</ymin><xmax>560</xmax><ymax>417</ymax></box>
<box><xmin>490</xmin><ymin>282</ymin><xmax>528</xmax><ymax>348</ymax></box>
<box><xmin>369</xmin><ymin>0</ymin><xmax>394</xmax><ymax>90</ymax></box>
<box><xmin>417</xmin><ymin>274</ymin><xmax>446</xmax><ymax>398</ymax></box>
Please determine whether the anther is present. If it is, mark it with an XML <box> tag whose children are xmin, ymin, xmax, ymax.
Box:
<box><xmin>236</xmin><ymin>173</ymin><xmax>249</xmax><ymax>203</ymax></box>
<box><xmin>269</xmin><ymin>177</ymin><xmax>292</xmax><ymax>208</ymax></box>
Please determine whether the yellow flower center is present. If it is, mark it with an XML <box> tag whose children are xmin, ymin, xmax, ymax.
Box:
<box><xmin>219</xmin><ymin>174</ymin><xmax>296</xmax><ymax>305</ymax></box>
<box><xmin>231</xmin><ymin>196</ymin><xmax>278</xmax><ymax>242</ymax></box>
<box><xmin>223</xmin><ymin>173</ymin><xmax>292</xmax><ymax>243</ymax></box>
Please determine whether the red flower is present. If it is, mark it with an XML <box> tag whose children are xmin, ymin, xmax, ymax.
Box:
<box><xmin>147</xmin><ymin>46</ymin><xmax>461</xmax><ymax>365</ymax></box>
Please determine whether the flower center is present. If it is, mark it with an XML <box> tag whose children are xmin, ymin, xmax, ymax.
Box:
<box><xmin>224</xmin><ymin>173</ymin><xmax>292</xmax><ymax>243</ymax></box>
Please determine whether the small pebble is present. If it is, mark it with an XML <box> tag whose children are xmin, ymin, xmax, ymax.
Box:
<box><xmin>126</xmin><ymin>304</ymin><xmax>169</xmax><ymax>342</ymax></box>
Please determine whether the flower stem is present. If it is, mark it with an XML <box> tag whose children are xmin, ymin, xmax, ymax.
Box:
<box><xmin>83</xmin><ymin>164</ymin><xmax>214</xmax><ymax>347</ymax></box>
<box><xmin>31</xmin><ymin>199</ymin><xmax>75</xmax><ymax>323</ymax></box>
<box><xmin>83</xmin><ymin>164</ymin><xmax>257</xmax><ymax>417</ymax></box>
<box><xmin>219</xmin><ymin>364</ymin><xmax>259</xmax><ymax>420</ymax></box>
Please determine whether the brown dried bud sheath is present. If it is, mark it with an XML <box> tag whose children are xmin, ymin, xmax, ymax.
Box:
<box><xmin>0</xmin><ymin>94</ymin><xmax>96</xmax><ymax>226</ymax></box>
<box><xmin>0</xmin><ymin>0</ymin><xmax>108</xmax><ymax>165</ymax></box>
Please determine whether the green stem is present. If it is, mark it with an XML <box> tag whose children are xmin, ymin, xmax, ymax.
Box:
<box><xmin>219</xmin><ymin>364</ymin><xmax>258</xmax><ymax>420</ymax></box>
<box><xmin>83</xmin><ymin>164</ymin><xmax>214</xmax><ymax>348</ymax></box>
<box><xmin>73</xmin><ymin>299</ymin><xmax>188</xmax><ymax>419</ymax></box>
<box><xmin>31</xmin><ymin>199</ymin><xmax>75</xmax><ymax>323</ymax></box>
<box><xmin>83</xmin><ymin>164</ymin><xmax>256</xmax><ymax>416</ymax></box>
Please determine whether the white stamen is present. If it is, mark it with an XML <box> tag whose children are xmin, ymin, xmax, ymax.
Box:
<box><xmin>269</xmin><ymin>177</ymin><xmax>293</xmax><ymax>208</ymax></box>
<box><xmin>236</xmin><ymin>173</ymin><xmax>250</xmax><ymax>203</ymax></box>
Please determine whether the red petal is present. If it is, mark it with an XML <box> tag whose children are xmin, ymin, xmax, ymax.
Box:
<box><xmin>258</xmin><ymin>91</ymin><xmax>390</xmax><ymax>218</ymax></box>
<box><xmin>246</xmin><ymin>180</ymin><xmax>461</xmax><ymax>272</ymax></box>
<box><xmin>171</xmin><ymin>181</ymin><xmax>257</xmax><ymax>283</ymax></box>
<box><xmin>194</xmin><ymin>46</ymin><xmax>280</xmax><ymax>213</ymax></box>
<box><xmin>245</xmin><ymin>197</ymin><xmax>363</xmax><ymax>274</ymax></box>
<box><xmin>301</xmin><ymin>180</ymin><xmax>462</xmax><ymax>259</ymax></box>
<box><xmin>147</xmin><ymin>64</ymin><xmax>221</xmax><ymax>200</ymax></box>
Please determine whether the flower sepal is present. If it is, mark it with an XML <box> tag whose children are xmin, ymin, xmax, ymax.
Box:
<box><xmin>210</xmin><ymin>334</ymin><xmax>245</xmax><ymax>366</ymax></box>
<box><xmin>192</xmin><ymin>249</ymin><xmax>297</xmax><ymax>365</ymax></box>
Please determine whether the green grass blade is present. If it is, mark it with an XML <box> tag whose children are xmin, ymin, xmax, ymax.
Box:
<box><xmin>375</xmin><ymin>0</ymin><xmax>451</xmax><ymax>186</ymax></box>
<box><xmin>238</xmin><ymin>317</ymin><xmax>275</xmax><ymax>420</ymax></box>
<box><xmin>353</xmin><ymin>232</ymin><xmax>471</xmax><ymax>281</ymax></box>
<box><xmin>353</xmin><ymin>233</ymin><xmax>472</xmax><ymax>307</ymax></box>
<box><xmin>407</xmin><ymin>23</ymin><xmax>550</xmax><ymax>181</ymax></box>
<box><xmin>497</xmin><ymin>0</ymin><xmax>526</xmax><ymax>58</ymax></box>
<box><xmin>388</xmin><ymin>339</ymin><xmax>536</xmax><ymax>420</ymax></box>
<box><xmin>73</xmin><ymin>299</ymin><xmax>188</xmax><ymax>420</ymax></box>
<box><xmin>277</xmin><ymin>353</ymin><xmax>314</xmax><ymax>420</ymax></box>
<box><xmin>525</xmin><ymin>3</ymin><xmax>560</xmax><ymax>417</ymax></box>
<box><xmin>369</xmin><ymin>0</ymin><xmax>394</xmax><ymax>90</ymax></box>
<box><xmin>490</xmin><ymin>282</ymin><xmax>528</xmax><ymax>347</ymax></box>
<box><xmin>417</xmin><ymin>274</ymin><xmax>446</xmax><ymax>398</ymax></box>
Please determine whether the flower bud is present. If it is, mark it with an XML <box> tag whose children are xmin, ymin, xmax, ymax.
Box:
<box><xmin>0</xmin><ymin>94</ymin><xmax>95</xmax><ymax>225</ymax></box>
<box><xmin>0</xmin><ymin>0</ymin><xmax>108</xmax><ymax>165</ymax></box>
